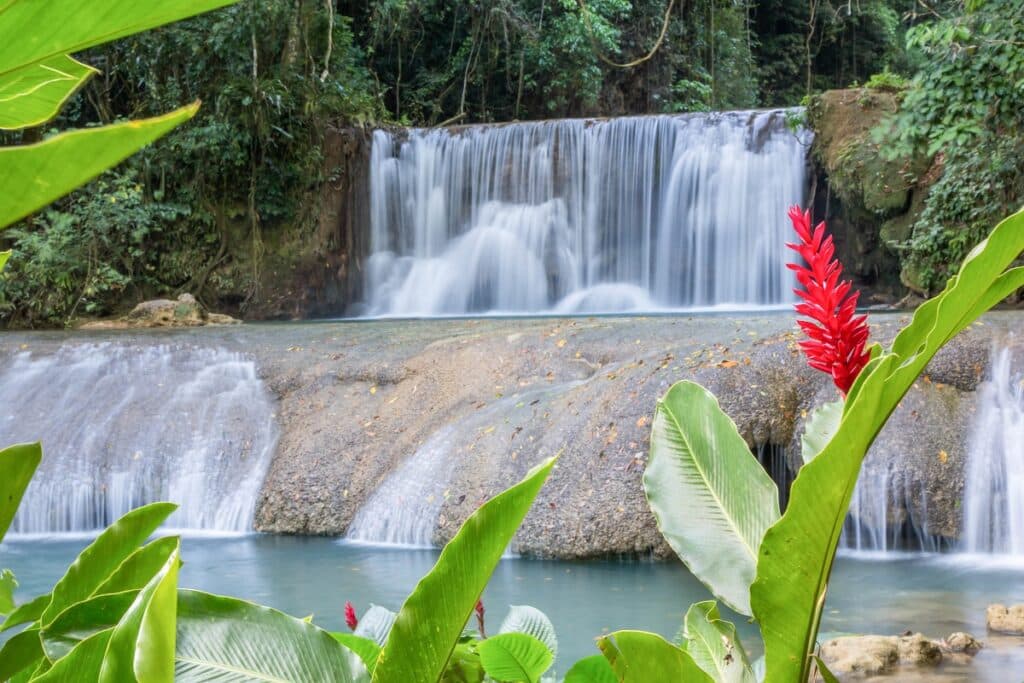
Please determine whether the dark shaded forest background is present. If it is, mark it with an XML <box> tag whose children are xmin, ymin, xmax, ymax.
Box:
<box><xmin>2</xmin><ymin>0</ymin><xmax>1021</xmax><ymax>325</ymax></box>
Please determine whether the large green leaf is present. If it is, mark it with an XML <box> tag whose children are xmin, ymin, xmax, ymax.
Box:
<box><xmin>372</xmin><ymin>457</ymin><xmax>556</xmax><ymax>683</ymax></box>
<box><xmin>40</xmin><ymin>591</ymin><xmax>139</xmax><ymax>662</ymax></box>
<box><xmin>752</xmin><ymin>208</ymin><xmax>1024</xmax><ymax>683</ymax></box>
<box><xmin>497</xmin><ymin>605</ymin><xmax>558</xmax><ymax>663</ymax></box>
<box><xmin>646</xmin><ymin>382</ymin><xmax>780</xmax><ymax>615</ymax></box>
<box><xmin>40</xmin><ymin>502</ymin><xmax>177</xmax><ymax>626</ymax></box>
<box><xmin>478</xmin><ymin>632</ymin><xmax>553</xmax><ymax>683</ymax></box>
<box><xmin>0</xmin><ymin>106</ymin><xmax>197</xmax><ymax>229</ymax></box>
<box><xmin>0</xmin><ymin>442</ymin><xmax>41</xmax><ymax>542</ymax></box>
<box><xmin>0</xmin><ymin>55</ymin><xmax>95</xmax><ymax>130</ymax></box>
<box><xmin>99</xmin><ymin>540</ymin><xmax>180</xmax><ymax>682</ymax></box>
<box><xmin>682</xmin><ymin>601</ymin><xmax>755</xmax><ymax>683</ymax></box>
<box><xmin>0</xmin><ymin>1</ymin><xmax>237</xmax><ymax>77</ymax></box>
<box><xmin>332</xmin><ymin>633</ymin><xmax>382</xmax><ymax>675</ymax></box>
<box><xmin>597</xmin><ymin>631</ymin><xmax>713</xmax><ymax>683</ymax></box>
<box><xmin>95</xmin><ymin>536</ymin><xmax>181</xmax><ymax>595</ymax></box>
<box><xmin>800</xmin><ymin>400</ymin><xmax>843</xmax><ymax>465</ymax></box>
<box><xmin>31</xmin><ymin>629</ymin><xmax>112</xmax><ymax>683</ymax></box>
<box><xmin>174</xmin><ymin>590</ymin><xmax>354</xmax><ymax>681</ymax></box>
<box><xmin>2</xmin><ymin>593</ymin><xmax>49</xmax><ymax>632</ymax></box>
<box><xmin>353</xmin><ymin>605</ymin><xmax>397</xmax><ymax>647</ymax></box>
<box><xmin>0</xmin><ymin>627</ymin><xmax>44</xmax><ymax>680</ymax></box>
<box><xmin>563</xmin><ymin>655</ymin><xmax>617</xmax><ymax>683</ymax></box>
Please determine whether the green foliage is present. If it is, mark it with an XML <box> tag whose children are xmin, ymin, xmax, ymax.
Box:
<box><xmin>564</xmin><ymin>655</ymin><xmax>617</xmax><ymax>683</ymax></box>
<box><xmin>799</xmin><ymin>400</ymin><xmax>843</xmax><ymax>464</ymax></box>
<box><xmin>864</xmin><ymin>68</ymin><xmax>908</xmax><ymax>91</ymax></box>
<box><xmin>372</xmin><ymin>457</ymin><xmax>556</xmax><ymax>683</ymax></box>
<box><xmin>881</xmin><ymin>0</ymin><xmax>1024</xmax><ymax>291</ymax></box>
<box><xmin>0</xmin><ymin>442</ymin><xmax>41</xmax><ymax>541</ymax></box>
<box><xmin>477</xmin><ymin>632</ymin><xmax>553</xmax><ymax>683</ymax></box>
<box><xmin>597</xmin><ymin>630</ymin><xmax>713</xmax><ymax>682</ymax></box>
<box><xmin>646</xmin><ymin>381</ymin><xmax>780</xmax><ymax>615</ymax></box>
<box><xmin>681</xmin><ymin>601</ymin><xmax>755</xmax><ymax>683</ymax></box>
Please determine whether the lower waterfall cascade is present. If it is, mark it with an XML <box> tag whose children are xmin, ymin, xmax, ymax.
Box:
<box><xmin>0</xmin><ymin>343</ymin><xmax>278</xmax><ymax>534</ymax></box>
<box><xmin>361</xmin><ymin>110</ymin><xmax>808</xmax><ymax>316</ymax></box>
<box><xmin>962</xmin><ymin>344</ymin><xmax>1024</xmax><ymax>555</ymax></box>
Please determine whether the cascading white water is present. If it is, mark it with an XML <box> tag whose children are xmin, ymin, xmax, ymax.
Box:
<box><xmin>362</xmin><ymin>110</ymin><xmax>808</xmax><ymax>316</ymax></box>
<box><xmin>1</xmin><ymin>343</ymin><xmax>278</xmax><ymax>534</ymax></box>
<box><xmin>963</xmin><ymin>345</ymin><xmax>1024</xmax><ymax>554</ymax></box>
<box><xmin>841</xmin><ymin>465</ymin><xmax>942</xmax><ymax>553</ymax></box>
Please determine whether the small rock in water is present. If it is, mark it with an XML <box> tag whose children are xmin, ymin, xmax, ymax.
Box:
<box><xmin>942</xmin><ymin>631</ymin><xmax>983</xmax><ymax>655</ymax></box>
<box><xmin>80</xmin><ymin>293</ymin><xmax>240</xmax><ymax>329</ymax></box>
<box><xmin>986</xmin><ymin>604</ymin><xmax>1024</xmax><ymax>635</ymax></box>
<box><xmin>819</xmin><ymin>632</ymin><xmax>950</xmax><ymax>678</ymax></box>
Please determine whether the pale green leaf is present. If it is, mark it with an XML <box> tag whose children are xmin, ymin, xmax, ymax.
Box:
<box><xmin>174</xmin><ymin>590</ymin><xmax>354</xmax><ymax>681</ymax></box>
<box><xmin>0</xmin><ymin>568</ymin><xmax>16</xmax><ymax>615</ymax></box>
<box><xmin>372</xmin><ymin>457</ymin><xmax>557</xmax><ymax>683</ymax></box>
<box><xmin>353</xmin><ymin>604</ymin><xmax>397</xmax><ymax>648</ymax></box>
<box><xmin>95</xmin><ymin>536</ymin><xmax>181</xmax><ymax>595</ymax></box>
<box><xmin>478</xmin><ymin>632</ymin><xmax>553</xmax><ymax>683</ymax></box>
<box><xmin>646</xmin><ymin>382</ymin><xmax>780</xmax><ymax>615</ymax></box>
<box><xmin>40</xmin><ymin>502</ymin><xmax>177</xmax><ymax>626</ymax></box>
<box><xmin>800</xmin><ymin>400</ymin><xmax>844</xmax><ymax>465</ymax></box>
<box><xmin>0</xmin><ymin>627</ymin><xmax>44</xmax><ymax>680</ymax></box>
<box><xmin>2</xmin><ymin>593</ymin><xmax>49</xmax><ymax>633</ymax></box>
<box><xmin>332</xmin><ymin>633</ymin><xmax>381</xmax><ymax>675</ymax></box>
<box><xmin>32</xmin><ymin>629</ymin><xmax>112</xmax><ymax>683</ymax></box>
<box><xmin>498</xmin><ymin>605</ymin><xmax>558</xmax><ymax>663</ymax></box>
<box><xmin>683</xmin><ymin>601</ymin><xmax>755</xmax><ymax>683</ymax></box>
<box><xmin>597</xmin><ymin>630</ymin><xmax>713</xmax><ymax>683</ymax></box>
<box><xmin>0</xmin><ymin>55</ymin><xmax>95</xmax><ymax>130</ymax></box>
<box><xmin>0</xmin><ymin>105</ymin><xmax>197</xmax><ymax>230</ymax></box>
<box><xmin>40</xmin><ymin>591</ymin><xmax>139</xmax><ymax>662</ymax></box>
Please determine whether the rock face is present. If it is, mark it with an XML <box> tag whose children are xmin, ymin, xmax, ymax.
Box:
<box><xmin>248</xmin><ymin>311</ymin><xmax>1020</xmax><ymax>557</ymax></box>
<box><xmin>986</xmin><ymin>605</ymin><xmax>1024</xmax><ymax>635</ymax></box>
<box><xmin>807</xmin><ymin>89</ymin><xmax>936</xmax><ymax>299</ymax></box>
<box><xmin>80</xmin><ymin>294</ymin><xmax>240</xmax><ymax>329</ymax></box>
<box><xmin>819</xmin><ymin>632</ymin><xmax>968</xmax><ymax>678</ymax></box>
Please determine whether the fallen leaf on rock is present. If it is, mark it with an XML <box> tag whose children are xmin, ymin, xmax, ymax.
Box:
<box><xmin>718</xmin><ymin>360</ymin><xmax>739</xmax><ymax>368</ymax></box>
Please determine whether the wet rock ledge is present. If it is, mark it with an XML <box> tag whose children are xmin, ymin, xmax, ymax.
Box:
<box><xmin>247</xmin><ymin>311</ymin><xmax>1021</xmax><ymax>558</ymax></box>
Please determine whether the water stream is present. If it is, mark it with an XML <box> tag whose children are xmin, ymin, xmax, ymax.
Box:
<box><xmin>0</xmin><ymin>343</ymin><xmax>277</xmax><ymax>533</ymax></box>
<box><xmin>362</xmin><ymin>110</ymin><xmax>808</xmax><ymax>316</ymax></box>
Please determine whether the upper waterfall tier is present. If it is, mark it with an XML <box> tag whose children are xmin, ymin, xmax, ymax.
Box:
<box><xmin>2</xmin><ymin>343</ymin><xmax>278</xmax><ymax>534</ymax></box>
<box><xmin>361</xmin><ymin>110</ymin><xmax>809</xmax><ymax>316</ymax></box>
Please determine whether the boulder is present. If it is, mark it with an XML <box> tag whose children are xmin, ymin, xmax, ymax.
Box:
<box><xmin>80</xmin><ymin>294</ymin><xmax>241</xmax><ymax>329</ymax></box>
<box><xmin>819</xmin><ymin>632</ymin><xmax>952</xmax><ymax>678</ymax></box>
<box><xmin>987</xmin><ymin>604</ymin><xmax>1024</xmax><ymax>635</ymax></box>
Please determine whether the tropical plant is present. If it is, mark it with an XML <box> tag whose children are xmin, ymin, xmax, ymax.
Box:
<box><xmin>603</xmin><ymin>204</ymin><xmax>1024</xmax><ymax>682</ymax></box>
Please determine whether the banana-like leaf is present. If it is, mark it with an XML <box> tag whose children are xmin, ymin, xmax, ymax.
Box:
<box><xmin>332</xmin><ymin>633</ymin><xmax>382</xmax><ymax>674</ymax></box>
<box><xmin>563</xmin><ymin>655</ymin><xmax>617</xmax><ymax>683</ymax></box>
<box><xmin>99</xmin><ymin>540</ymin><xmax>179</xmax><ymax>682</ymax></box>
<box><xmin>752</xmin><ymin>208</ymin><xmax>1024</xmax><ymax>683</ymax></box>
<box><xmin>0</xmin><ymin>1</ymin><xmax>237</xmax><ymax>77</ymax></box>
<box><xmin>597</xmin><ymin>630</ymin><xmax>713</xmax><ymax>683</ymax></box>
<box><xmin>95</xmin><ymin>536</ymin><xmax>181</xmax><ymax>595</ymax></box>
<box><xmin>0</xmin><ymin>627</ymin><xmax>43</xmax><ymax>680</ymax></box>
<box><xmin>40</xmin><ymin>591</ymin><xmax>139</xmax><ymax>662</ymax></box>
<box><xmin>1</xmin><ymin>569</ymin><xmax>16</xmax><ymax>615</ymax></box>
<box><xmin>32</xmin><ymin>629</ymin><xmax>112</xmax><ymax>682</ymax></box>
<box><xmin>372</xmin><ymin>457</ymin><xmax>557</xmax><ymax>683</ymax></box>
<box><xmin>40</xmin><ymin>502</ymin><xmax>177</xmax><ymax>626</ymax></box>
<box><xmin>478</xmin><ymin>632</ymin><xmax>553</xmax><ymax>683</ymax></box>
<box><xmin>0</xmin><ymin>106</ymin><xmax>197</xmax><ymax>230</ymax></box>
<box><xmin>353</xmin><ymin>604</ymin><xmax>397</xmax><ymax>647</ymax></box>
<box><xmin>0</xmin><ymin>55</ymin><xmax>95</xmax><ymax>130</ymax></box>
<box><xmin>174</xmin><ymin>590</ymin><xmax>354</xmax><ymax>681</ymax></box>
<box><xmin>682</xmin><ymin>601</ymin><xmax>755</xmax><ymax>683</ymax></box>
<box><xmin>646</xmin><ymin>382</ymin><xmax>780</xmax><ymax>615</ymax></box>
<box><xmin>2</xmin><ymin>593</ymin><xmax>49</xmax><ymax>632</ymax></box>
<box><xmin>800</xmin><ymin>400</ymin><xmax>843</xmax><ymax>465</ymax></box>
<box><xmin>0</xmin><ymin>442</ymin><xmax>41</xmax><ymax>542</ymax></box>
<box><xmin>498</xmin><ymin>605</ymin><xmax>558</xmax><ymax>663</ymax></box>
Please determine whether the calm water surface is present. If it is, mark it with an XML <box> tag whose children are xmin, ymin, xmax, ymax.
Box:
<box><xmin>3</xmin><ymin>536</ymin><xmax>1024</xmax><ymax>679</ymax></box>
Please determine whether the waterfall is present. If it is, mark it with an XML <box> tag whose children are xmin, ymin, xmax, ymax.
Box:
<box><xmin>1</xmin><ymin>343</ymin><xmax>278</xmax><ymax>534</ymax></box>
<box><xmin>963</xmin><ymin>345</ymin><xmax>1024</xmax><ymax>554</ymax></box>
<box><xmin>361</xmin><ymin>110</ymin><xmax>808</xmax><ymax>316</ymax></box>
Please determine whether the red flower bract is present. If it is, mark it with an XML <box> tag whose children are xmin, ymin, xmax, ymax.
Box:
<box><xmin>344</xmin><ymin>600</ymin><xmax>358</xmax><ymax>630</ymax></box>
<box><xmin>786</xmin><ymin>206</ymin><xmax>870</xmax><ymax>395</ymax></box>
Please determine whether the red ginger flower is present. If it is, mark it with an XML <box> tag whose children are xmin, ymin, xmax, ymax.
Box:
<box><xmin>475</xmin><ymin>599</ymin><xmax>486</xmax><ymax>638</ymax></box>
<box><xmin>344</xmin><ymin>601</ymin><xmax>358</xmax><ymax>631</ymax></box>
<box><xmin>786</xmin><ymin>206</ymin><xmax>870</xmax><ymax>396</ymax></box>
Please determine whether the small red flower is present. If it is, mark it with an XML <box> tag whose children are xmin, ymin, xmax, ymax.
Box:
<box><xmin>475</xmin><ymin>598</ymin><xmax>486</xmax><ymax>638</ymax></box>
<box><xmin>344</xmin><ymin>601</ymin><xmax>358</xmax><ymax>631</ymax></box>
<box><xmin>786</xmin><ymin>206</ymin><xmax>870</xmax><ymax>396</ymax></box>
